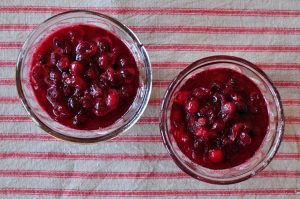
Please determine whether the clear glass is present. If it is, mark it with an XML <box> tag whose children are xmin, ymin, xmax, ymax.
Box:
<box><xmin>16</xmin><ymin>10</ymin><xmax>152</xmax><ymax>143</ymax></box>
<box><xmin>160</xmin><ymin>55</ymin><xmax>284</xmax><ymax>184</ymax></box>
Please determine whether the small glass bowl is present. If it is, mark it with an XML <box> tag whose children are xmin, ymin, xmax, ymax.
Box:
<box><xmin>16</xmin><ymin>10</ymin><xmax>152</xmax><ymax>143</ymax></box>
<box><xmin>160</xmin><ymin>55</ymin><xmax>284</xmax><ymax>184</ymax></box>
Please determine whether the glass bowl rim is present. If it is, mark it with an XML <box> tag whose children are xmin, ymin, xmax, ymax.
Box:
<box><xmin>160</xmin><ymin>55</ymin><xmax>285</xmax><ymax>184</ymax></box>
<box><xmin>16</xmin><ymin>10</ymin><xmax>152</xmax><ymax>143</ymax></box>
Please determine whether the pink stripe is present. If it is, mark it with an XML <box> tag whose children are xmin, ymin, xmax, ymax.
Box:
<box><xmin>131</xmin><ymin>26</ymin><xmax>300</xmax><ymax>34</ymax></box>
<box><xmin>0</xmin><ymin>24</ymin><xmax>37</xmax><ymax>30</ymax></box>
<box><xmin>2</xmin><ymin>42</ymin><xmax>300</xmax><ymax>52</ymax></box>
<box><xmin>0</xmin><ymin>115</ymin><xmax>298</xmax><ymax>124</ymax></box>
<box><xmin>0</xmin><ymin>188</ymin><xmax>298</xmax><ymax>196</ymax></box>
<box><xmin>0</xmin><ymin>170</ymin><xmax>298</xmax><ymax>179</ymax></box>
<box><xmin>0</xmin><ymin>133</ymin><xmax>162</xmax><ymax>142</ymax></box>
<box><xmin>152</xmin><ymin>62</ymin><xmax>300</xmax><ymax>70</ymax></box>
<box><xmin>0</xmin><ymin>96</ymin><xmax>19</xmax><ymax>103</ymax></box>
<box><xmin>1</xmin><ymin>6</ymin><xmax>300</xmax><ymax>17</ymax></box>
<box><xmin>2</xmin><ymin>78</ymin><xmax>300</xmax><ymax>88</ymax></box>
<box><xmin>0</xmin><ymin>60</ymin><xmax>15</xmax><ymax>67</ymax></box>
<box><xmin>146</xmin><ymin>44</ymin><xmax>300</xmax><ymax>52</ymax></box>
<box><xmin>149</xmin><ymin>98</ymin><xmax>300</xmax><ymax>106</ymax></box>
<box><xmin>0</xmin><ymin>152</ymin><xmax>170</xmax><ymax>160</ymax></box>
<box><xmin>152</xmin><ymin>80</ymin><xmax>300</xmax><ymax>88</ymax></box>
<box><xmin>2</xmin><ymin>24</ymin><xmax>300</xmax><ymax>35</ymax></box>
<box><xmin>0</xmin><ymin>152</ymin><xmax>298</xmax><ymax>160</ymax></box>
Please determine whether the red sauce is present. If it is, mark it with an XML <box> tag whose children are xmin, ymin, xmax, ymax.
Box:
<box><xmin>170</xmin><ymin>68</ymin><xmax>269</xmax><ymax>169</ymax></box>
<box><xmin>30</xmin><ymin>24</ymin><xmax>139</xmax><ymax>130</ymax></box>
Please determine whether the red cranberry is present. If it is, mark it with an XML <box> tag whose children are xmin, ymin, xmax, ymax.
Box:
<box><xmin>194</xmin><ymin>127</ymin><xmax>210</xmax><ymax>140</ymax></box>
<box><xmin>211</xmin><ymin>120</ymin><xmax>225</xmax><ymax>132</ymax></box>
<box><xmin>106</xmin><ymin>89</ymin><xmax>119</xmax><ymax>110</ymax></box>
<box><xmin>93</xmin><ymin>99</ymin><xmax>109</xmax><ymax>116</ymax></box>
<box><xmin>72</xmin><ymin>76</ymin><xmax>87</xmax><ymax>91</ymax></box>
<box><xmin>192</xmin><ymin>87</ymin><xmax>209</xmax><ymax>99</ymax></box>
<box><xmin>31</xmin><ymin>65</ymin><xmax>46</xmax><ymax>84</ymax></box>
<box><xmin>174</xmin><ymin>91</ymin><xmax>191</xmax><ymax>105</ymax></box>
<box><xmin>98</xmin><ymin>52</ymin><xmax>111</xmax><ymax>69</ymax></box>
<box><xmin>76</xmin><ymin>40</ymin><xmax>97</xmax><ymax>57</ymax></box>
<box><xmin>208</xmin><ymin>149</ymin><xmax>224</xmax><ymax>163</ymax></box>
<box><xmin>185</xmin><ymin>98</ymin><xmax>199</xmax><ymax>113</ymax></box>
<box><xmin>57</xmin><ymin>56</ymin><xmax>70</xmax><ymax>71</ymax></box>
<box><xmin>197</xmin><ymin>117</ymin><xmax>207</xmax><ymax>127</ymax></box>
<box><xmin>239</xmin><ymin>132</ymin><xmax>252</xmax><ymax>146</ymax></box>
<box><xmin>229</xmin><ymin>123</ymin><xmax>244</xmax><ymax>142</ymax></box>
<box><xmin>53</xmin><ymin>37</ymin><xmax>64</xmax><ymax>48</ymax></box>
<box><xmin>70</xmin><ymin>61</ymin><xmax>85</xmax><ymax>75</ymax></box>
<box><xmin>173</xmin><ymin>127</ymin><xmax>190</xmax><ymax>144</ymax></box>
<box><xmin>221</xmin><ymin>102</ymin><xmax>236</xmax><ymax>119</ymax></box>
<box><xmin>172</xmin><ymin>109</ymin><xmax>183</xmax><ymax>123</ymax></box>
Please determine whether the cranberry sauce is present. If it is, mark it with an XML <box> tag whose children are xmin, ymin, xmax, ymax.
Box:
<box><xmin>170</xmin><ymin>68</ymin><xmax>269</xmax><ymax>169</ymax></box>
<box><xmin>30</xmin><ymin>24</ymin><xmax>139</xmax><ymax>130</ymax></box>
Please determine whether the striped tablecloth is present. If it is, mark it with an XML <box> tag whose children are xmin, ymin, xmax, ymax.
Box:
<box><xmin>0</xmin><ymin>0</ymin><xmax>299</xmax><ymax>198</ymax></box>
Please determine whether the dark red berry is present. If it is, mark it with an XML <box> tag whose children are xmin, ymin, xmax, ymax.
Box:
<box><xmin>174</xmin><ymin>91</ymin><xmax>191</xmax><ymax>105</ymax></box>
<box><xmin>57</xmin><ymin>56</ymin><xmax>70</xmax><ymax>71</ymax></box>
<box><xmin>239</xmin><ymin>132</ymin><xmax>252</xmax><ymax>146</ymax></box>
<box><xmin>98</xmin><ymin>52</ymin><xmax>111</xmax><ymax>69</ymax></box>
<box><xmin>72</xmin><ymin>76</ymin><xmax>87</xmax><ymax>91</ymax></box>
<box><xmin>70</xmin><ymin>61</ymin><xmax>85</xmax><ymax>75</ymax></box>
<box><xmin>208</xmin><ymin>149</ymin><xmax>224</xmax><ymax>163</ymax></box>
<box><xmin>185</xmin><ymin>98</ymin><xmax>199</xmax><ymax>113</ymax></box>
<box><xmin>106</xmin><ymin>89</ymin><xmax>119</xmax><ymax>110</ymax></box>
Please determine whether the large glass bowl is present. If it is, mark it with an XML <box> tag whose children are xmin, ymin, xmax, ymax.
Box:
<box><xmin>16</xmin><ymin>10</ymin><xmax>152</xmax><ymax>143</ymax></box>
<box><xmin>160</xmin><ymin>55</ymin><xmax>284</xmax><ymax>184</ymax></box>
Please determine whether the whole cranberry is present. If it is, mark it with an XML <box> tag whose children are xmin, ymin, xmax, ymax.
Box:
<box><xmin>194</xmin><ymin>127</ymin><xmax>210</xmax><ymax>140</ymax></box>
<box><xmin>70</xmin><ymin>61</ymin><xmax>85</xmax><ymax>75</ymax></box>
<box><xmin>208</xmin><ymin>149</ymin><xmax>224</xmax><ymax>163</ymax></box>
<box><xmin>106</xmin><ymin>89</ymin><xmax>119</xmax><ymax>110</ymax></box>
<box><xmin>239</xmin><ymin>132</ymin><xmax>252</xmax><ymax>146</ymax></box>
<box><xmin>221</xmin><ymin>102</ymin><xmax>236</xmax><ymax>119</ymax></box>
<box><xmin>98</xmin><ymin>52</ymin><xmax>111</xmax><ymax>69</ymax></box>
<box><xmin>93</xmin><ymin>99</ymin><xmax>109</xmax><ymax>116</ymax></box>
<box><xmin>57</xmin><ymin>56</ymin><xmax>70</xmax><ymax>71</ymax></box>
<box><xmin>185</xmin><ymin>98</ymin><xmax>199</xmax><ymax>113</ymax></box>
<box><xmin>174</xmin><ymin>91</ymin><xmax>191</xmax><ymax>105</ymax></box>
<box><xmin>72</xmin><ymin>76</ymin><xmax>87</xmax><ymax>91</ymax></box>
